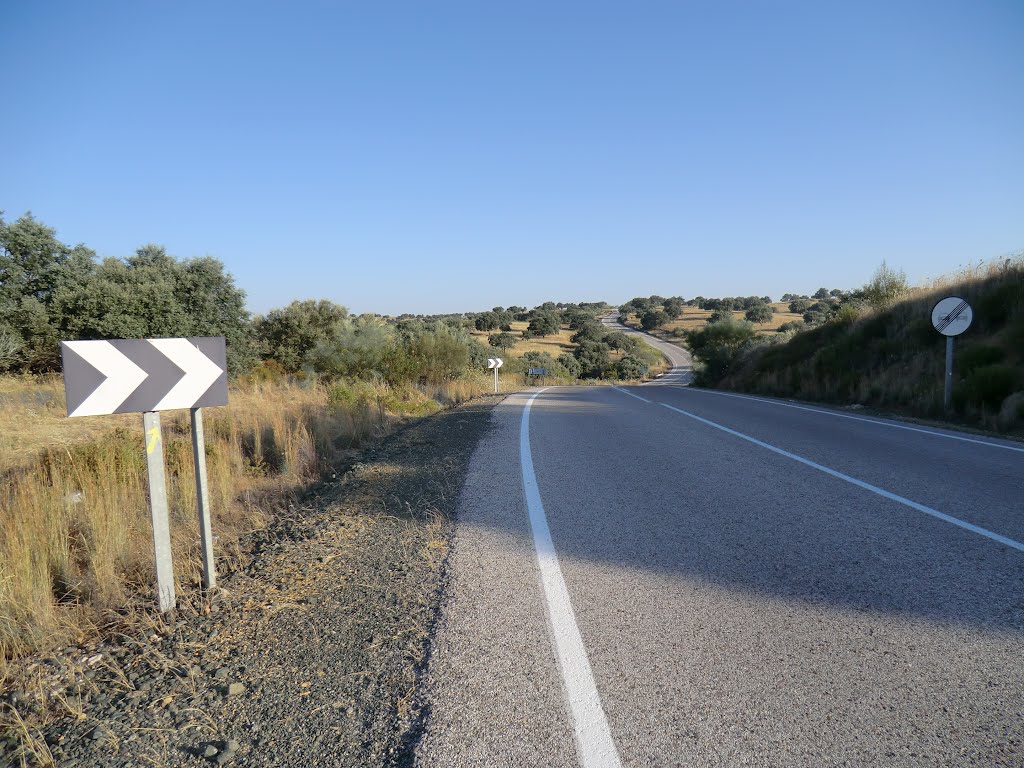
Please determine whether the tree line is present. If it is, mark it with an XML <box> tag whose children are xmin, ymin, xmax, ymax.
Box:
<box><xmin>0</xmin><ymin>212</ymin><xmax>658</xmax><ymax>385</ymax></box>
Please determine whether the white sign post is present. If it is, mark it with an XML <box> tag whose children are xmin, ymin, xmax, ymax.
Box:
<box><xmin>61</xmin><ymin>337</ymin><xmax>229</xmax><ymax>611</ymax></box>
<box><xmin>931</xmin><ymin>297</ymin><xmax>973</xmax><ymax>411</ymax></box>
<box><xmin>487</xmin><ymin>357</ymin><xmax>503</xmax><ymax>393</ymax></box>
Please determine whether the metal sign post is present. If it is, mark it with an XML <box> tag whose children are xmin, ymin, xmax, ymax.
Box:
<box><xmin>487</xmin><ymin>357</ymin><xmax>504</xmax><ymax>393</ymax></box>
<box><xmin>191</xmin><ymin>408</ymin><xmax>216</xmax><ymax>590</ymax></box>
<box><xmin>61</xmin><ymin>336</ymin><xmax>229</xmax><ymax>612</ymax></box>
<box><xmin>143</xmin><ymin>411</ymin><xmax>175</xmax><ymax>612</ymax></box>
<box><xmin>931</xmin><ymin>297</ymin><xmax>973</xmax><ymax>411</ymax></box>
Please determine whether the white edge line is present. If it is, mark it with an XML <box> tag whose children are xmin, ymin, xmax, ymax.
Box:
<box><xmin>657</xmin><ymin>401</ymin><xmax>1024</xmax><ymax>554</ymax></box>
<box><xmin>611</xmin><ymin>386</ymin><xmax>650</xmax><ymax>403</ymax></box>
<box><xmin>670</xmin><ymin>387</ymin><xmax>1024</xmax><ymax>454</ymax></box>
<box><xmin>521</xmin><ymin>389</ymin><xmax>623</xmax><ymax>768</ymax></box>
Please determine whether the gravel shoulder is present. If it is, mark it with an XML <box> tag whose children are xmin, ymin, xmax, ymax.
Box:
<box><xmin>1</xmin><ymin>395</ymin><xmax>502</xmax><ymax>768</ymax></box>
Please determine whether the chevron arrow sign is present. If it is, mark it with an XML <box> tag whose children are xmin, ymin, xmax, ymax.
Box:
<box><xmin>60</xmin><ymin>337</ymin><xmax>228</xmax><ymax>417</ymax></box>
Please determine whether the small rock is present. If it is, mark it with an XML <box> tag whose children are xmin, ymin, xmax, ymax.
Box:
<box><xmin>214</xmin><ymin>667</ymin><xmax>229</xmax><ymax>679</ymax></box>
<box><xmin>90</xmin><ymin>726</ymin><xmax>109</xmax><ymax>742</ymax></box>
<box><xmin>203</xmin><ymin>744</ymin><xmax>219</xmax><ymax>758</ymax></box>
<box><xmin>224</xmin><ymin>738</ymin><xmax>240</xmax><ymax>752</ymax></box>
<box><xmin>225</xmin><ymin>682</ymin><xmax>245</xmax><ymax>697</ymax></box>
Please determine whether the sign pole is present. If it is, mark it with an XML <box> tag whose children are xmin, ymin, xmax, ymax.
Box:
<box><xmin>142</xmin><ymin>411</ymin><xmax>176</xmax><ymax>612</ymax></box>
<box><xmin>494</xmin><ymin>365</ymin><xmax>499</xmax><ymax>394</ymax></box>
<box><xmin>190</xmin><ymin>407</ymin><xmax>216</xmax><ymax>590</ymax></box>
<box><xmin>931</xmin><ymin>296</ymin><xmax>972</xmax><ymax>413</ymax></box>
<box><xmin>944</xmin><ymin>336</ymin><xmax>954</xmax><ymax>411</ymax></box>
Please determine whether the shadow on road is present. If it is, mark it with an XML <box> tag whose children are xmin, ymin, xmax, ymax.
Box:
<box><xmin>481</xmin><ymin>387</ymin><xmax>1024</xmax><ymax>635</ymax></box>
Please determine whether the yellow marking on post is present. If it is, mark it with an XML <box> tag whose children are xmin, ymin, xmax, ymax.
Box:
<box><xmin>146</xmin><ymin>425</ymin><xmax>160</xmax><ymax>455</ymax></box>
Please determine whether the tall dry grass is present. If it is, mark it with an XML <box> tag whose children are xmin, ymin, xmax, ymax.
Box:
<box><xmin>0</xmin><ymin>373</ymin><xmax>497</xmax><ymax>659</ymax></box>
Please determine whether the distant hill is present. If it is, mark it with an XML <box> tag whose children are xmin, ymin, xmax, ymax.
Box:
<box><xmin>716</xmin><ymin>259</ymin><xmax>1024</xmax><ymax>433</ymax></box>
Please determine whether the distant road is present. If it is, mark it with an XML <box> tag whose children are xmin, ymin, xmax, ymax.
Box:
<box><xmin>599</xmin><ymin>314</ymin><xmax>693</xmax><ymax>385</ymax></box>
<box><xmin>418</xmin><ymin>378</ymin><xmax>1024</xmax><ymax>766</ymax></box>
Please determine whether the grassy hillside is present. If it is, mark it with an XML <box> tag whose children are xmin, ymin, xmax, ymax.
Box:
<box><xmin>717</xmin><ymin>260</ymin><xmax>1024</xmax><ymax>432</ymax></box>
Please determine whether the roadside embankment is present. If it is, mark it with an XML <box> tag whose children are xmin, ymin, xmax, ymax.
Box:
<box><xmin>1</xmin><ymin>393</ymin><xmax>501</xmax><ymax>767</ymax></box>
<box><xmin>713</xmin><ymin>261</ymin><xmax>1024</xmax><ymax>434</ymax></box>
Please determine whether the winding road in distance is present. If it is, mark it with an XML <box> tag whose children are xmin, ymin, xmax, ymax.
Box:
<box><xmin>599</xmin><ymin>314</ymin><xmax>694</xmax><ymax>385</ymax></box>
<box><xmin>416</xmin><ymin>321</ymin><xmax>1024</xmax><ymax>767</ymax></box>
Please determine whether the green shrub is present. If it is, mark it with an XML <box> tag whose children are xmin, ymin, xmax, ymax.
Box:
<box><xmin>557</xmin><ymin>353</ymin><xmax>583</xmax><ymax>378</ymax></box>
<box><xmin>957</xmin><ymin>344</ymin><xmax>1006</xmax><ymax>374</ymax></box>
<box><xmin>489</xmin><ymin>332</ymin><xmax>517</xmax><ymax>351</ymax></box>
<box><xmin>832</xmin><ymin>304</ymin><xmax>861</xmax><ymax>326</ymax></box>
<box><xmin>640</xmin><ymin>309</ymin><xmax>669</xmax><ymax>330</ymax></box>
<box><xmin>956</xmin><ymin>364</ymin><xmax>1023</xmax><ymax>410</ymax></box>
<box><xmin>614</xmin><ymin>355</ymin><xmax>649</xmax><ymax>380</ymax></box>
<box><xmin>574</xmin><ymin>341</ymin><xmax>612</xmax><ymax>378</ymax></box>
<box><xmin>685</xmin><ymin>318</ymin><xmax>757</xmax><ymax>385</ymax></box>
<box><xmin>570</xmin><ymin>322</ymin><xmax>606</xmax><ymax>344</ymax></box>
<box><xmin>708</xmin><ymin>309</ymin><xmax>733</xmax><ymax>323</ymax></box>
<box><xmin>527</xmin><ymin>312</ymin><xmax>561</xmax><ymax>337</ymax></box>
<box><xmin>744</xmin><ymin>304</ymin><xmax>774</xmax><ymax>324</ymax></box>
<box><xmin>863</xmin><ymin>261</ymin><xmax>909</xmax><ymax>310</ymax></box>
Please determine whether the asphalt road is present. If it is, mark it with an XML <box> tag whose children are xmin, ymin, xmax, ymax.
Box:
<box><xmin>599</xmin><ymin>315</ymin><xmax>694</xmax><ymax>385</ymax></box>
<box><xmin>417</xmin><ymin>378</ymin><xmax>1024</xmax><ymax>766</ymax></box>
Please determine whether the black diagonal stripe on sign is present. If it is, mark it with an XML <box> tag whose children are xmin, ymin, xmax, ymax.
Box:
<box><xmin>115</xmin><ymin>339</ymin><xmax>185</xmax><ymax>414</ymax></box>
<box><xmin>191</xmin><ymin>337</ymin><xmax>229</xmax><ymax>408</ymax></box>
<box><xmin>60</xmin><ymin>342</ymin><xmax>108</xmax><ymax>416</ymax></box>
<box><xmin>937</xmin><ymin>300</ymin><xmax>968</xmax><ymax>330</ymax></box>
<box><xmin>937</xmin><ymin>301</ymin><xmax>968</xmax><ymax>332</ymax></box>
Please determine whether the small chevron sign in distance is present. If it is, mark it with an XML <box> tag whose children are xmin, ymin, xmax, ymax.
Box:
<box><xmin>60</xmin><ymin>337</ymin><xmax>228</xmax><ymax>417</ymax></box>
<box><xmin>487</xmin><ymin>357</ymin><xmax>504</xmax><ymax>369</ymax></box>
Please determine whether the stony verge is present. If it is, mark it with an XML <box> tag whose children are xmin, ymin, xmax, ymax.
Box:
<box><xmin>1</xmin><ymin>395</ymin><xmax>501</xmax><ymax>768</ymax></box>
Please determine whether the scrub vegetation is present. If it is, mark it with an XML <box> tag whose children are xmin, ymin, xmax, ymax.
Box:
<box><xmin>0</xmin><ymin>211</ymin><xmax>671</xmax><ymax>662</ymax></box>
<box><xmin>682</xmin><ymin>257</ymin><xmax>1024</xmax><ymax>433</ymax></box>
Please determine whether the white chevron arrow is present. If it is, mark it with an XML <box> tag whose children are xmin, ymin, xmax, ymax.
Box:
<box><xmin>65</xmin><ymin>341</ymin><xmax>148</xmax><ymax>417</ymax></box>
<box><xmin>148</xmin><ymin>338</ymin><xmax>224</xmax><ymax>411</ymax></box>
<box><xmin>487</xmin><ymin>357</ymin><xmax>504</xmax><ymax>369</ymax></box>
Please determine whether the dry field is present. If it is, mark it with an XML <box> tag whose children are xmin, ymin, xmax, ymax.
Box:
<box><xmin>469</xmin><ymin>320</ymin><xmax>575</xmax><ymax>357</ymax></box>
<box><xmin>0</xmin><ymin>373</ymin><xmax>498</xmax><ymax>660</ymax></box>
<box><xmin>624</xmin><ymin>303</ymin><xmax>804</xmax><ymax>342</ymax></box>
<box><xmin>470</xmin><ymin>320</ymin><xmax>669</xmax><ymax>379</ymax></box>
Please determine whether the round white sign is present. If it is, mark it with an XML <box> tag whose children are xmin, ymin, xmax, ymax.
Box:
<box><xmin>931</xmin><ymin>296</ymin><xmax>973</xmax><ymax>337</ymax></box>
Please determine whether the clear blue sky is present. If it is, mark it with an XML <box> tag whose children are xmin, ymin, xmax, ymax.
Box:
<box><xmin>3</xmin><ymin>2</ymin><xmax>1022</xmax><ymax>315</ymax></box>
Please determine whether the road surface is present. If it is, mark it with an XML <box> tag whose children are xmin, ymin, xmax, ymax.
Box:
<box><xmin>417</xmin><ymin>380</ymin><xmax>1024</xmax><ymax>766</ymax></box>
<box><xmin>599</xmin><ymin>314</ymin><xmax>694</xmax><ymax>385</ymax></box>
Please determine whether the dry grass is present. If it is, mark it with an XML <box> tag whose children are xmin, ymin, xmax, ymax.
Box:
<box><xmin>0</xmin><ymin>374</ymin><xmax>497</xmax><ymax>660</ymax></box>
<box><xmin>469</xmin><ymin>321</ymin><xmax>575</xmax><ymax>357</ymax></box>
<box><xmin>0</xmin><ymin>376</ymin><xmax>138</xmax><ymax>469</ymax></box>
<box><xmin>624</xmin><ymin>303</ymin><xmax>804</xmax><ymax>340</ymax></box>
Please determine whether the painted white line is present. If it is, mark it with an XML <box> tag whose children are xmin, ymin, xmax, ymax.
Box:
<box><xmin>611</xmin><ymin>386</ymin><xmax>650</xmax><ymax>403</ymax></box>
<box><xmin>656</xmin><ymin>401</ymin><xmax>1024</xmax><ymax>553</ymax></box>
<box><xmin>669</xmin><ymin>387</ymin><xmax>1024</xmax><ymax>454</ymax></box>
<box><xmin>521</xmin><ymin>390</ymin><xmax>622</xmax><ymax>768</ymax></box>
